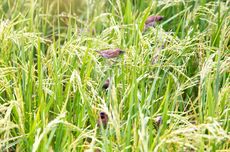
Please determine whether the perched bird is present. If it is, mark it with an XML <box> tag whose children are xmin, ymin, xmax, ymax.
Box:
<box><xmin>97</xmin><ymin>112</ymin><xmax>108</xmax><ymax>128</ymax></box>
<box><xmin>154</xmin><ymin>116</ymin><xmax>162</xmax><ymax>129</ymax></box>
<box><xmin>144</xmin><ymin>15</ymin><xmax>164</xmax><ymax>30</ymax></box>
<box><xmin>155</xmin><ymin>116</ymin><xmax>162</xmax><ymax>125</ymax></box>
<box><xmin>102</xmin><ymin>79</ymin><xmax>110</xmax><ymax>89</ymax></box>
<box><xmin>96</xmin><ymin>48</ymin><xmax>125</xmax><ymax>58</ymax></box>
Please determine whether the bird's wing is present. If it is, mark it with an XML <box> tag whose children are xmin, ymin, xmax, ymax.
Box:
<box><xmin>101</xmin><ymin>50</ymin><xmax>114</xmax><ymax>55</ymax></box>
<box><xmin>145</xmin><ymin>17</ymin><xmax>155</xmax><ymax>24</ymax></box>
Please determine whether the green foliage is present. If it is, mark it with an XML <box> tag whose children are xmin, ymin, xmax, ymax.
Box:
<box><xmin>0</xmin><ymin>0</ymin><xmax>229</xmax><ymax>151</ymax></box>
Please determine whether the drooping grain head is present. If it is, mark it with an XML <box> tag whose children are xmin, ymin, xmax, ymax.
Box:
<box><xmin>44</xmin><ymin>0</ymin><xmax>86</xmax><ymax>15</ymax></box>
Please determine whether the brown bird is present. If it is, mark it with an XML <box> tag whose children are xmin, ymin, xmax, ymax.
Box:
<box><xmin>102</xmin><ymin>79</ymin><xmax>110</xmax><ymax>89</ymax></box>
<box><xmin>96</xmin><ymin>48</ymin><xmax>125</xmax><ymax>58</ymax></box>
<box><xmin>154</xmin><ymin>116</ymin><xmax>162</xmax><ymax>130</ymax></box>
<box><xmin>144</xmin><ymin>15</ymin><xmax>164</xmax><ymax>30</ymax></box>
<box><xmin>155</xmin><ymin>116</ymin><xmax>162</xmax><ymax>126</ymax></box>
<box><xmin>97</xmin><ymin>112</ymin><xmax>108</xmax><ymax>128</ymax></box>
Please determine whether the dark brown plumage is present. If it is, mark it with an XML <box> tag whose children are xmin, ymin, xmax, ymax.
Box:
<box><xmin>96</xmin><ymin>48</ymin><xmax>125</xmax><ymax>58</ymax></box>
<box><xmin>102</xmin><ymin>79</ymin><xmax>110</xmax><ymax>89</ymax></box>
<box><xmin>97</xmin><ymin>112</ymin><xmax>108</xmax><ymax>128</ymax></box>
<box><xmin>144</xmin><ymin>15</ymin><xmax>164</xmax><ymax>30</ymax></box>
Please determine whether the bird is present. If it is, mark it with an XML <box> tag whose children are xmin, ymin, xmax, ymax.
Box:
<box><xmin>144</xmin><ymin>15</ymin><xmax>164</xmax><ymax>30</ymax></box>
<box><xmin>102</xmin><ymin>79</ymin><xmax>110</xmax><ymax>89</ymax></box>
<box><xmin>96</xmin><ymin>48</ymin><xmax>125</xmax><ymax>58</ymax></box>
<box><xmin>97</xmin><ymin>112</ymin><xmax>108</xmax><ymax>128</ymax></box>
<box><xmin>154</xmin><ymin>116</ymin><xmax>162</xmax><ymax>130</ymax></box>
<box><xmin>155</xmin><ymin>116</ymin><xmax>162</xmax><ymax>125</ymax></box>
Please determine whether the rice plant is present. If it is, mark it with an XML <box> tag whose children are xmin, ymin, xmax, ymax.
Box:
<box><xmin>0</xmin><ymin>0</ymin><xmax>229</xmax><ymax>151</ymax></box>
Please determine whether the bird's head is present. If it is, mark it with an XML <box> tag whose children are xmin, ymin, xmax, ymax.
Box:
<box><xmin>100</xmin><ymin>112</ymin><xmax>108</xmax><ymax>119</ymax></box>
<box><xmin>145</xmin><ymin>16</ymin><xmax>164</xmax><ymax>24</ymax></box>
<box><xmin>155</xmin><ymin>16</ymin><xmax>164</xmax><ymax>21</ymax></box>
<box><xmin>116</xmin><ymin>49</ymin><xmax>125</xmax><ymax>54</ymax></box>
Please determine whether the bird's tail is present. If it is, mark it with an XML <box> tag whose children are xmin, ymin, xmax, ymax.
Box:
<box><xmin>95</xmin><ymin>50</ymin><xmax>101</xmax><ymax>54</ymax></box>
